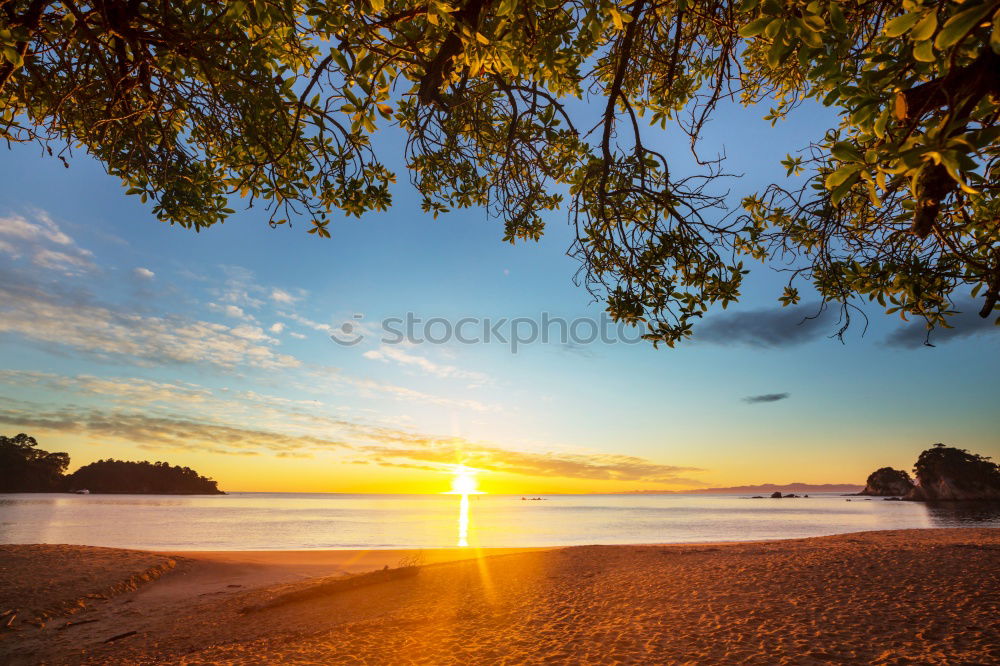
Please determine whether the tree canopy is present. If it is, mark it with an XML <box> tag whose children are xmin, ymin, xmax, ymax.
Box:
<box><xmin>913</xmin><ymin>442</ymin><xmax>1000</xmax><ymax>493</ymax></box>
<box><xmin>0</xmin><ymin>432</ymin><xmax>68</xmax><ymax>491</ymax></box>
<box><xmin>66</xmin><ymin>459</ymin><xmax>224</xmax><ymax>494</ymax></box>
<box><xmin>0</xmin><ymin>432</ymin><xmax>224</xmax><ymax>493</ymax></box>
<box><xmin>2</xmin><ymin>0</ymin><xmax>998</xmax><ymax>345</ymax></box>
<box><xmin>860</xmin><ymin>466</ymin><xmax>914</xmax><ymax>496</ymax></box>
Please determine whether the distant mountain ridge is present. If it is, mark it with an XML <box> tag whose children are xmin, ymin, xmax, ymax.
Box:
<box><xmin>632</xmin><ymin>483</ymin><xmax>864</xmax><ymax>495</ymax></box>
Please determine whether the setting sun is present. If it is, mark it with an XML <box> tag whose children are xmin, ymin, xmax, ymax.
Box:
<box><xmin>447</xmin><ymin>465</ymin><xmax>484</xmax><ymax>495</ymax></box>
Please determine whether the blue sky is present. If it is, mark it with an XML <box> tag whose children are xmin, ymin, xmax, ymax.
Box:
<box><xmin>0</xmin><ymin>99</ymin><xmax>997</xmax><ymax>493</ymax></box>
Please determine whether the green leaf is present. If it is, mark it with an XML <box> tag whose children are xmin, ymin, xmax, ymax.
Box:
<box><xmin>831</xmin><ymin>173</ymin><xmax>860</xmax><ymax>205</ymax></box>
<box><xmin>1</xmin><ymin>46</ymin><xmax>22</xmax><ymax>67</ymax></box>
<box><xmin>831</xmin><ymin>141</ymin><xmax>862</xmax><ymax>162</ymax></box>
<box><xmin>864</xmin><ymin>179</ymin><xmax>881</xmax><ymax>206</ymax></box>
<box><xmin>910</xmin><ymin>12</ymin><xmax>938</xmax><ymax>41</ymax></box>
<box><xmin>829</xmin><ymin>3</ymin><xmax>847</xmax><ymax>32</ymax></box>
<box><xmin>913</xmin><ymin>39</ymin><xmax>935</xmax><ymax>62</ymax></box>
<box><xmin>767</xmin><ymin>39</ymin><xmax>790</xmax><ymax>68</ymax></box>
<box><xmin>738</xmin><ymin>17</ymin><xmax>772</xmax><ymax>37</ymax></box>
<box><xmin>826</xmin><ymin>164</ymin><xmax>861</xmax><ymax>189</ymax></box>
<box><xmin>802</xmin><ymin>15</ymin><xmax>825</xmax><ymax>32</ymax></box>
<box><xmin>608</xmin><ymin>7</ymin><xmax>625</xmax><ymax>31</ymax></box>
<box><xmin>935</xmin><ymin>2</ymin><xmax>996</xmax><ymax>50</ymax></box>
<box><xmin>797</xmin><ymin>22</ymin><xmax>824</xmax><ymax>47</ymax></box>
<box><xmin>883</xmin><ymin>12</ymin><xmax>920</xmax><ymax>37</ymax></box>
<box><xmin>874</xmin><ymin>107</ymin><xmax>890</xmax><ymax>139</ymax></box>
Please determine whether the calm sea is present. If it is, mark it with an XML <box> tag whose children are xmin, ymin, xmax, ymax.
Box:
<box><xmin>1</xmin><ymin>492</ymin><xmax>998</xmax><ymax>551</ymax></box>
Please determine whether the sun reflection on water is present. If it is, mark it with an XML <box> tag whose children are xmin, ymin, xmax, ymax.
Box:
<box><xmin>445</xmin><ymin>465</ymin><xmax>483</xmax><ymax>547</ymax></box>
<box><xmin>457</xmin><ymin>493</ymin><xmax>470</xmax><ymax>547</ymax></box>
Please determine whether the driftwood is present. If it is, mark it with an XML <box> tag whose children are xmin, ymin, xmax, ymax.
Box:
<box><xmin>241</xmin><ymin>565</ymin><xmax>421</xmax><ymax>614</ymax></box>
<box><xmin>58</xmin><ymin>618</ymin><xmax>100</xmax><ymax>630</ymax></box>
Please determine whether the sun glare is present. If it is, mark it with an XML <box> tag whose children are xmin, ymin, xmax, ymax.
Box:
<box><xmin>446</xmin><ymin>465</ymin><xmax>484</xmax><ymax>495</ymax></box>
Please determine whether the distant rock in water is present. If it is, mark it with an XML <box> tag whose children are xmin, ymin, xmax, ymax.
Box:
<box><xmin>66</xmin><ymin>460</ymin><xmax>224</xmax><ymax>495</ymax></box>
<box><xmin>906</xmin><ymin>444</ymin><xmax>1000</xmax><ymax>501</ymax></box>
<box><xmin>859</xmin><ymin>467</ymin><xmax>914</xmax><ymax>496</ymax></box>
<box><xmin>769</xmin><ymin>491</ymin><xmax>783</xmax><ymax>498</ymax></box>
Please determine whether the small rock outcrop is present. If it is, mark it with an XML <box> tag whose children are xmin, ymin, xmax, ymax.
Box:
<box><xmin>859</xmin><ymin>467</ymin><xmax>914</xmax><ymax>496</ymax></box>
<box><xmin>769</xmin><ymin>491</ymin><xmax>782</xmax><ymax>498</ymax></box>
<box><xmin>906</xmin><ymin>444</ymin><xmax>1000</xmax><ymax>501</ymax></box>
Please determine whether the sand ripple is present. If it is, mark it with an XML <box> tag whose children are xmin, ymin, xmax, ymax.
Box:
<box><xmin>3</xmin><ymin>530</ymin><xmax>998</xmax><ymax>664</ymax></box>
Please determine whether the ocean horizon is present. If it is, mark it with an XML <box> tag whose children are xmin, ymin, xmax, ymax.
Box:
<box><xmin>3</xmin><ymin>491</ymin><xmax>999</xmax><ymax>551</ymax></box>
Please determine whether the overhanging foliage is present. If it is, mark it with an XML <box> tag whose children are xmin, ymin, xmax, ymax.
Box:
<box><xmin>2</xmin><ymin>0</ymin><xmax>997</xmax><ymax>344</ymax></box>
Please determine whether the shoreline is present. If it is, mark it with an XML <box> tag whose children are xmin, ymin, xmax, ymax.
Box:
<box><xmin>6</xmin><ymin>519</ymin><xmax>998</xmax><ymax>561</ymax></box>
<box><xmin>154</xmin><ymin>546</ymin><xmax>553</xmax><ymax>579</ymax></box>
<box><xmin>147</xmin><ymin>535</ymin><xmax>823</xmax><ymax>553</ymax></box>
<box><xmin>2</xmin><ymin>529</ymin><xmax>999</xmax><ymax>664</ymax></box>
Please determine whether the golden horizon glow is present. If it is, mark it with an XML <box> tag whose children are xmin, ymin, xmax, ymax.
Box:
<box><xmin>17</xmin><ymin>431</ymin><xmax>915</xmax><ymax>495</ymax></box>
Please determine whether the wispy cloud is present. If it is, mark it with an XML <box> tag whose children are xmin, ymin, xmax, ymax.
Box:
<box><xmin>743</xmin><ymin>392</ymin><xmax>790</xmax><ymax>404</ymax></box>
<box><xmin>0</xmin><ymin>211</ymin><xmax>95</xmax><ymax>274</ymax></box>
<box><xmin>363</xmin><ymin>345</ymin><xmax>489</xmax><ymax>384</ymax></box>
<box><xmin>0</xmin><ymin>211</ymin><xmax>74</xmax><ymax>245</ymax></box>
<box><xmin>32</xmin><ymin>247</ymin><xmax>95</xmax><ymax>272</ymax></box>
<box><xmin>0</xmin><ymin>213</ymin><xmax>307</xmax><ymax>371</ymax></box>
<box><xmin>270</xmin><ymin>288</ymin><xmax>299</xmax><ymax>304</ymax></box>
<box><xmin>359</xmin><ymin>445</ymin><xmax>704</xmax><ymax>484</ymax></box>
<box><xmin>215</xmin><ymin>265</ymin><xmax>265</xmax><ymax>309</ymax></box>
<box><xmin>281</xmin><ymin>311</ymin><xmax>334</xmax><ymax>334</ymax></box>
<box><xmin>0</xmin><ymin>406</ymin><xmax>349</xmax><ymax>456</ymax></box>
<box><xmin>0</xmin><ymin>265</ymin><xmax>299</xmax><ymax>370</ymax></box>
<box><xmin>0</xmin><ymin>370</ymin><xmax>213</xmax><ymax>406</ymax></box>
<box><xmin>310</xmin><ymin>367</ymin><xmax>496</xmax><ymax>412</ymax></box>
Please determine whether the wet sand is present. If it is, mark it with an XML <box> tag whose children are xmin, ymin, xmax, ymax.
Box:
<box><xmin>1</xmin><ymin>529</ymin><xmax>998</xmax><ymax>664</ymax></box>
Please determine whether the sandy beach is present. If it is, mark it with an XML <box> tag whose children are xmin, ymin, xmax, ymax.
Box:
<box><xmin>1</xmin><ymin>529</ymin><xmax>998</xmax><ymax>664</ymax></box>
